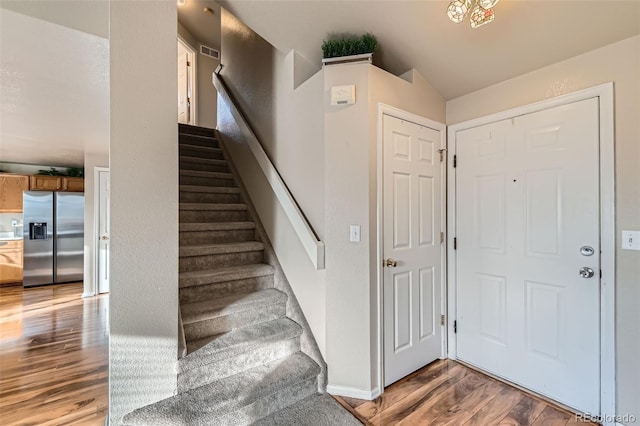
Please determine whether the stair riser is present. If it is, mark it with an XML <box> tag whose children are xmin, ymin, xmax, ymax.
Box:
<box><xmin>180</xmin><ymin>176</ymin><xmax>236</xmax><ymax>187</ymax></box>
<box><xmin>179</xmin><ymin>229</ymin><xmax>255</xmax><ymax>245</ymax></box>
<box><xmin>179</xmin><ymin>275</ymin><xmax>274</xmax><ymax>303</ymax></box>
<box><xmin>179</xmin><ymin>136</ymin><xmax>219</xmax><ymax>148</ymax></box>
<box><xmin>184</xmin><ymin>304</ymin><xmax>286</xmax><ymax>340</ymax></box>
<box><xmin>216</xmin><ymin>376</ymin><xmax>318</xmax><ymax>425</ymax></box>
<box><xmin>180</xmin><ymin>191</ymin><xmax>241</xmax><ymax>204</ymax></box>
<box><xmin>177</xmin><ymin>338</ymin><xmax>301</xmax><ymax>393</ymax></box>
<box><xmin>179</xmin><ymin>160</ymin><xmax>229</xmax><ymax>173</ymax></box>
<box><xmin>179</xmin><ymin>125</ymin><xmax>215</xmax><ymax>138</ymax></box>
<box><xmin>179</xmin><ymin>210</ymin><xmax>248</xmax><ymax>223</ymax></box>
<box><xmin>179</xmin><ymin>251</ymin><xmax>264</xmax><ymax>272</ymax></box>
<box><xmin>179</xmin><ymin>147</ymin><xmax>225</xmax><ymax>160</ymax></box>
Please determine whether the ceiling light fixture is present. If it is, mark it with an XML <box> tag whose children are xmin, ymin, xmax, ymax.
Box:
<box><xmin>447</xmin><ymin>0</ymin><xmax>498</xmax><ymax>28</ymax></box>
<box><xmin>177</xmin><ymin>0</ymin><xmax>185</xmax><ymax>6</ymax></box>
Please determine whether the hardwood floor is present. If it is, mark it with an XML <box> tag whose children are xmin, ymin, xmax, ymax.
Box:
<box><xmin>334</xmin><ymin>359</ymin><xmax>598</xmax><ymax>426</ymax></box>
<box><xmin>0</xmin><ymin>283</ymin><xmax>108</xmax><ymax>425</ymax></box>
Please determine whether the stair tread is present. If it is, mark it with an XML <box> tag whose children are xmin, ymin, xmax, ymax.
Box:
<box><xmin>254</xmin><ymin>393</ymin><xmax>362</xmax><ymax>426</ymax></box>
<box><xmin>179</xmin><ymin>156</ymin><xmax>227</xmax><ymax>165</ymax></box>
<box><xmin>179</xmin><ymin>221</ymin><xmax>255</xmax><ymax>232</ymax></box>
<box><xmin>179</xmin><ymin>144</ymin><xmax>223</xmax><ymax>153</ymax></box>
<box><xmin>122</xmin><ymin>352</ymin><xmax>319</xmax><ymax>425</ymax></box>
<box><xmin>180</xmin><ymin>185</ymin><xmax>240</xmax><ymax>194</ymax></box>
<box><xmin>181</xmin><ymin>288</ymin><xmax>286</xmax><ymax>324</ymax></box>
<box><xmin>180</xmin><ymin>241</ymin><xmax>264</xmax><ymax>257</ymax></box>
<box><xmin>180</xmin><ymin>170</ymin><xmax>234</xmax><ymax>179</ymax></box>
<box><xmin>180</xmin><ymin>263</ymin><xmax>274</xmax><ymax>287</ymax></box>
<box><xmin>180</xmin><ymin>318</ymin><xmax>302</xmax><ymax>369</ymax></box>
<box><xmin>179</xmin><ymin>203</ymin><xmax>247</xmax><ymax>211</ymax></box>
<box><xmin>179</xmin><ymin>133</ymin><xmax>218</xmax><ymax>141</ymax></box>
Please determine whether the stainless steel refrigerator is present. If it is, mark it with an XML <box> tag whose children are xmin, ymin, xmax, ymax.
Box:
<box><xmin>23</xmin><ymin>191</ymin><xmax>84</xmax><ymax>287</ymax></box>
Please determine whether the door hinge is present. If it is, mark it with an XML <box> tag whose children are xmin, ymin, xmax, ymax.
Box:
<box><xmin>440</xmin><ymin>314</ymin><xmax>445</xmax><ymax>326</ymax></box>
<box><xmin>453</xmin><ymin>237</ymin><xmax>457</xmax><ymax>250</ymax></box>
<box><xmin>454</xmin><ymin>320</ymin><xmax>457</xmax><ymax>333</ymax></box>
<box><xmin>440</xmin><ymin>232</ymin><xmax>445</xmax><ymax>244</ymax></box>
<box><xmin>186</xmin><ymin>60</ymin><xmax>191</xmax><ymax>67</ymax></box>
<box><xmin>438</xmin><ymin>148</ymin><xmax>446</xmax><ymax>162</ymax></box>
<box><xmin>453</xmin><ymin>155</ymin><xmax>457</xmax><ymax>168</ymax></box>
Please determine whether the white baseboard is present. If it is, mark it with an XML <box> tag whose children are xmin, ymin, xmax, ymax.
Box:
<box><xmin>327</xmin><ymin>385</ymin><xmax>381</xmax><ymax>401</ymax></box>
<box><xmin>81</xmin><ymin>291</ymin><xmax>96</xmax><ymax>298</ymax></box>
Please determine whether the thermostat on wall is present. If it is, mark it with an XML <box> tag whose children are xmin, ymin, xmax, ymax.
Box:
<box><xmin>331</xmin><ymin>85</ymin><xmax>356</xmax><ymax>105</ymax></box>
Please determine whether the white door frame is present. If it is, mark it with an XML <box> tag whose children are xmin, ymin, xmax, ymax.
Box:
<box><xmin>177</xmin><ymin>35</ymin><xmax>197</xmax><ymax>126</ymax></box>
<box><xmin>446</xmin><ymin>83</ymin><xmax>615</xmax><ymax>421</ymax></box>
<box><xmin>376</xmin><ymin>103</ymin><xmax>447</xmax><ymax>396</ymax></box>
<box><xmin>94</xmin><ymin>166</ymin><xmax>110</xmax><ymax>294</ymax></box>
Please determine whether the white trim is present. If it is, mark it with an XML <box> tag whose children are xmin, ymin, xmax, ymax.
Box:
<box><xmin>327</xmin><ymin>385</ymin><xmax>381</xmax><ymax>401</ymax></box>
<box><xmin>177</xmin><ymin>35</ymin><xmax>197</xmax><ymax>126</ymax></box>
<box><xmin>446</xmin><ymin>83</ymin><xmax>615</xmax><ymax>421</ymax></box>
<box><xmin>94</xmin><ymin>167</ymin><xmax>109</xmax><ymax>296</ymax></box>
<box><xmin>376</xmin><ymin>103</ymin><xmax>447</xmax><ymax>393</ymax></box>
<box><xmin>212</xmin><ymin>71</ymin><xmax>325</xmax><ymax>269</ymax></box>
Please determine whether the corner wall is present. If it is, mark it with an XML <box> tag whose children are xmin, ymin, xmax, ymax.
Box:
<box><xmin>446</xmin><ymin>35</ymin><xmax>640</xmax><ymax>421</ymax></box>
<box><xmin>324</xmin><ymin>63</ymin><xmax>445</xmax><ymax>396</ymax></box>
<box><xmin>109</xmin><ymin>1</ymin><xmax>178</xmax><ymax>423</ymax></box>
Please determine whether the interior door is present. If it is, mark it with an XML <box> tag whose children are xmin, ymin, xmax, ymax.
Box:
<box><xmin>177</xmin><ymin>39</ymin><xmax>191</xmax><ymax>124</ymax></box>
<box><xmin>383</xmin><ymin>114</ymin><xmax>443</xmax><ymax>386</ymax></box>
<box><xmin>97</xmin><ymin>169</ymin><xmax>110</xmax><ymax>294</ymax></box>
<box><xmin>455</xmin><ymin>98</ymin><xmax>600</xmax><ymax>413</ymax></box>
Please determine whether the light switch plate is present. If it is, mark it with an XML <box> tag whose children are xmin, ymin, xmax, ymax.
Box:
<box><xmin>622</xmin><ymin>230</ymin><xmax>640</xmax><ymax>250</ymax></box>
<box><xmin>350</xmin><ymin>225</ymin><xmax>361</xmax><ymax>242</ymax></box>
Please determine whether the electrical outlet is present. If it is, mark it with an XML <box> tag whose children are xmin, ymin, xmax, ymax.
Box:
<box><xmin>350</xmin><ymin>225</ymin><xmax>361</xmax><ymax>242</ymax></box>
<box><xmin>622</xmin><ymin>230</ymin><xmax>640</xmax><ymax>250</ymax></box>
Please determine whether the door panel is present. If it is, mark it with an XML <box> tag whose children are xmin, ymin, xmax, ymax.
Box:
<box><xmin>97</xmin><ymin>170</ymin><xmax>110</xmax><ymax>294</ymax></box>
<box><xmin>456</xmin><ymin>98</ymin><xmax>600</xmax><ymax>413</ymax></box>
<box><xmin>384</xmin><ymin>114</ymin><xmax>443</xmax><ymax>386</ymax></box>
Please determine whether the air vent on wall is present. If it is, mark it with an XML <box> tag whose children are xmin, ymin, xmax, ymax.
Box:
<box><xmin>200</xmin><ymin>45</ymin><xmax>220</xmax><ymax>60</ymax></box>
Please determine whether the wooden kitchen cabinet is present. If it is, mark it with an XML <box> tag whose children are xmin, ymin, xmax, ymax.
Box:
<box><xmin>0</xmin><ymin>240</ymin><xmax>23</xmax><ymax>285</ymax></box>
<box><xmin>0</xmin><ymin>174</ymin><xmax>29</xmax><ymax>212</ymax></box>
<box><xmin>62</xmin><ymin>177</ymin><xmax>84</xmax><ymax>192</ymax></box>
<box><xmin>30</xmin><ymin>175</ymin><xmax>63</xmax><ymax>191</ymax></box>
<box><xmin>29</xmin><ymin>175</ymin><xmax>84</xmax><ymax>192</ymax></box>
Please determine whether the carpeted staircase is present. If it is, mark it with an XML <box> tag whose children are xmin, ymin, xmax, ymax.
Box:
<box><xmin>122</xmin><ymin>124</ymin><xmax>360</xmax><ymax>425</ymax></box>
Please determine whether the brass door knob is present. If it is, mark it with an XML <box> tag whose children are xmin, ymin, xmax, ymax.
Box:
<box><xmin>384</xmin><ymin>258</ymin><xmax>398</xmax><ymax>267</ymax></box>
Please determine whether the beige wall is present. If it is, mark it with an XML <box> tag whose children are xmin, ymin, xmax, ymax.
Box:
<box><xmin>219</xmin><ymin>10</ymin><xmax>327</xmax><ymax>352</ymax></box>
<box><xmin>177</xmin><ymin>22</ymin><xmax>219</xmax><ymax>129</ymax></box>
<box><xmin>325</xmin><ymin>63</ymin><xmax>446</xmax><ymax>394</ymax></box>
<box><xmin>447</xmin><ymin>35</ymin><xmax>640</xmax><ymax>421</ymax></box>
<box><xmin>82</xmin><ymin>152</ymin><xmax>109</xmax><ymax>297</ymax></box>
<box><xmin>109</xmin><ymin>1</ymin><xmax>178</xmax><ymax>424</ymax></box>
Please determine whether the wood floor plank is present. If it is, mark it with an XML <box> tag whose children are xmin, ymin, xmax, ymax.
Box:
<box><xmin>463</xmin><ymin>386</ymin><xmax>525</xmax><ymax>425</ymax></box>
<box><xmin>430</xmin><ymin>377</ymin><xmax>506</xmax><ymax>425</ymax></box>
<box><xmin>356</xmin><ymin>359</ymin><xmax>459</xmax><ymax>418</ymax></box>
<box><xmin>498</xmin><ymin>395</ymin><xmax>547</xmax><ymax>425</ymax></box>
<box><xmin>368</xmin><ymin>366</ymin><xmax>470</xmax><ymax>426</ymax></box>
<box><xmin>531</xmin><ymin>405</ymin><xmax>571</xmax><ymax>426</ymax></box>
<box><xmin>0</xmin><ymin>282</ymin><xmax>108</xmax><ymax>426</ymax></box>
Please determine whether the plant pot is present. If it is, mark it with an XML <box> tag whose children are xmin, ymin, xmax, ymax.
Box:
<box><xmin>322</xmin><ymin>52</ymin><xmax>373</xmax><ymax>66</ymax></box>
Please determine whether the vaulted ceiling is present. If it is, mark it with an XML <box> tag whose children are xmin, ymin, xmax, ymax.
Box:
<box><xmin>217</xmin><ymin>0</ymin><xmax>640</xmax><ymax>100</ymax></box>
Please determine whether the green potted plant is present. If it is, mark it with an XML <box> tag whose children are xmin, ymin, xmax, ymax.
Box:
<box><xmin>321</xmin><ymin>33</ymin><xmax>379</xmax><ymax>65</ymax></box>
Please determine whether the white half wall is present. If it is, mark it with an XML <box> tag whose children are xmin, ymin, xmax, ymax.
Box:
<box><xmin>108</xmin><ymin>1</ymin><xmax>178</xmax><ymax>424</ymax></box>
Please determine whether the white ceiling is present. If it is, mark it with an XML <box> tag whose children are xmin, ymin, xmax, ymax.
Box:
<box><xmin>218</xmin><ymin>0</ymin><xmax>640</xmax><ymax>100</ymax></box>
<box><xmin>178</xmin><ymin>0</ymin><xmax>222</xmax><ymax>48</ymax></box>
<box><xmin>0</xmin><ymin>7</ymin><xmax>109</xmax><ymax>168</ymax></box>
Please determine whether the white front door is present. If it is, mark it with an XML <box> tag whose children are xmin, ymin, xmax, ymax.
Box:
<box><xmin>455</xmin><ymin>98</ymin><xmax>600</xmax><ymax>413</ymax></box>
<box><xmin>383</xmin><ymin>114</ymin><xmax>444</xmax><ymax>386</ymax></box>
<box><xmin>97</xmin><ymin>168</ymin><xmax>110</xmax><ymax>294</ymax></box>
